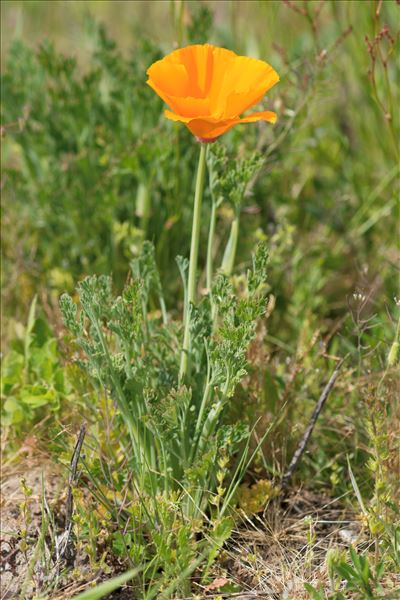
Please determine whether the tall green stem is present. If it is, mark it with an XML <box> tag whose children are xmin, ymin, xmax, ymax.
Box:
<box><xmin>179</xmin><ymin>143</ymin><xmax>207</xmax><ymax>382</ymax></box>
<box><xmin>206</xmin><ymin>198</ymin><xmax>217</xmax><ymax>293</ymax></box>
<box><xmin>221</xmin><ymin>211</ymin><xmax>240</xmax><ymax>276</ymax></box>
<box><xmin>211</xmin><ymin>211</ymin><xmax>240</xmax><ymax>332</ymax></box>
<box><xmin>136</xmin><ymin>181</ymin><xmax>151</xmax><ymax>237</ymax></box>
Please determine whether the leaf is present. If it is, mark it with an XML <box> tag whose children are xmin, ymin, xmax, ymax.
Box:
<box><xmin>0</xmin><ymin>350</ymin><xmax>24</xmax><ymax>388</ymax></box>
<box><xmin>205</xmin><ymin>577</ymin><xmax>228</xmax><ymax>591</ymax></box>
<box><xmin>70</xmin><ymin>567</ymin><xmax>141</xmax><ymax>600</ymax></box>
<box><xmin>23</xmin><ymin>295</ymin><xmax>38</xmax><ymax>370</ymax></box>
<box><xmin>26</xmin><ymin>295</ymin><xmax>38</xmax><ymax>336</ymax></box>
<box><xmin>3</xmin><ymin>397</ymin><xmax>25</xmax><ymax>424</ymax></box>
<box><xmin>212</xmin><ymin>516</ymin><xmax>233</xmax><ymax>543</ymax></box>
<box><xmin>347</xmin><ymin>456</ymin><xmax>368</xmax><ymax>516</ymax></box>
<box><xmin>238</xmin><ymin>479</ymin><xmax>279</xmax><ymax>515</ymax></box>
<box><xmin>20</xmin><ymin>385</ymin><xmax>55</xmax><ymax>407</ymax></box>
<box><xmin>334</xmin><ymin>563</ymin><xmax>358</xmax><ymax>581</ymax></box>
<box><xmin>304</xmin><ymin>582</ymin><xmax>324</xmax><ymax>600</ymax></box>
<box><xmin>375</xmin><ymin>560</ymin><xmax>385</xmax><ymax>581</ymax></box>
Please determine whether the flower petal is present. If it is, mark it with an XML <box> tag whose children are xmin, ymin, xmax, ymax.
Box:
<box><xmin>237</xmin><ymin>110</ymin><xmax>277</xmax><ymax>124</ymax></box>
<box><xmin>164</xmin><ymin>109</ymin><xmax>277</xmax><ymax>140</ymax></box>
<box><xmin>220</xmin><ymin>58</ymin><xmax>279</xmax><ymax>118</ymax></box>
<box><xmin>175</xmin><ymin>44</ymin><xmax>215</xmax><ymax>97</ymax></box>
<box><xmin>147</xmin><ymin>80</ymin><xmax>211</xmax><ymax>117</ymax></box>
<box><xmin>147</xmin><ymin>60</ymin><xmax>190</xmax><ymax>96</ymax></box>
<box><xmin>164</xmin><ymin>110</ymin><xmax>236</xmax><ymax>139</ymax></box>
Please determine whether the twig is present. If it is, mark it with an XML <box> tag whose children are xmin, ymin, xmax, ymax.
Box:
<box><xmin>55</xmin><ymin>423</ymin><xmax>86</xmax><ymax>565</ymax></box>
<box><xmin>177</xmin><ymin>592</ymin><xmax>265</xmax><ymax>600</ymax></box>
<box><xmin>281</xmin><ymin>358</ymin><xmax>346</xmax><ymax>490</ymax></box>
<box><xmin>66</xmin><ymin>422</ymin><xmax>86</xmax><ymax>528</ymax></box>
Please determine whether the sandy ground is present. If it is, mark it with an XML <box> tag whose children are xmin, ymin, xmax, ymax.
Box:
<box><xmin>1</xmin><ymin>458</ymin><xmax>63</xmax><ymax>599</ymax></box>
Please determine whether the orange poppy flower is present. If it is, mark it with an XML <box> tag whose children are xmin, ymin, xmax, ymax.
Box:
<box><xmin>146</xmin><ymin>44</ymin><xmax>279</xmax><ymax>141</ymax></box>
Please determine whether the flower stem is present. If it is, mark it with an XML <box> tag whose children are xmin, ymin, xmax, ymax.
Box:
<box><xmin>136</xmin><ymin>181</ymin><xmax>151</xmax><ymax>237</ymax></box>
<box><xmin>221</xmin><ymin>210</ymin><xmax>240</xmax><ymax>276</ymax></box>
<box><xmin>206</xmin><ymin>197</ymin><xmax>217</xmax><ymax>292</ymax></box>
<box><xmin>179</xmin><ymin>143</ymin><xmax>207</xmax><ymax>382</ymax></box>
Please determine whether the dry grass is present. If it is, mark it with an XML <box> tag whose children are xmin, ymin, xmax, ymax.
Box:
<box><xmin>0</xmin><ymin>460</ymin><xmax>357</xmax><ymax>599</ymax></box>
<box><xmin>213</xmin><ymin>490</ymin><xmax>360</xmax><ymax>599</ymax></box>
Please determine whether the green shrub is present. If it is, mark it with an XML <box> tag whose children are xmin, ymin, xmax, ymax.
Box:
<box><xmin>1</xmin><ymin>296</ymin><xmax>70</xmax><ymax>431</ymax></box>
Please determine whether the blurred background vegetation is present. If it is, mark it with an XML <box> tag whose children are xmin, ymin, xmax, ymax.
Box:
<box><xmin>1</xmin><ymin>1</ymin><xmax>399</xmax><ymax>596</ymax></box>
<box><xmin>1</xmin><ymin>0</ymin><xmax>399</xmax><ymax>531</ymax></box>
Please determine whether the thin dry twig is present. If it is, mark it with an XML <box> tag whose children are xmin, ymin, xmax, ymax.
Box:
<box><xmin>281</xmin><ymin>358</ymin><xmax>347</xmax><ymax>490</ymax></box>
<box><xmin>66</xmin><ymin>422</ymin><xmax>87</xmax><ymax>527</ymax></box>
<box><xmin>55</xmin><ymin>423</ymin><xmax>86</xmax><ymax>566</ymax></box>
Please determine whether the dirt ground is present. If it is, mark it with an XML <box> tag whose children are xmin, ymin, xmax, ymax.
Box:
<box><xmin>0</xmin><ymin>459</ymin><xmax>381</xmax><ymax>600</ymax></box>
<box><xmin>1</xmin><ymin>458</ymin><xmax>63</xmax><ymax>599</ymax></box>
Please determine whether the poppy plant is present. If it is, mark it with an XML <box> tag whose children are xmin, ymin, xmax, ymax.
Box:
<box><xmin>147</xmin><ymin>44</ymin><xmax>279</xmax><ymax>382</ymax></box>
<box><xmin>146</xmin><ymin>44</ymin><xmax>279</xmax><ymax>142</ymax></box>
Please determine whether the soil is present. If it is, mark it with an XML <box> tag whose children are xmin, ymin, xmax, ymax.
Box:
<box><xmin>1</xmin><ymin>458</ymin><xmax>63</xmax><ymax>599</ymax></box>
<box><xmin>0</xmin><ymin>462</ymin><xmax>376</xmax><ymax>600</ymax></box>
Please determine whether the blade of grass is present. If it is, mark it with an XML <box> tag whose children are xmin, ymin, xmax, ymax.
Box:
<box><xmin>70</xmin><ymin>567</ymin><xmax>142</xmax><ymax>600</ymax></box>
<box><xmin>347</xmin><ymin>455</ymin><xmax>368</xmax><ymax>516</ymax></box>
